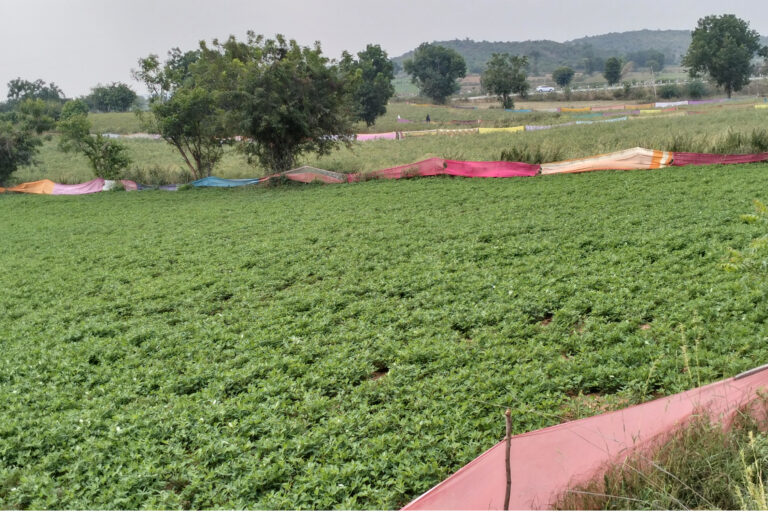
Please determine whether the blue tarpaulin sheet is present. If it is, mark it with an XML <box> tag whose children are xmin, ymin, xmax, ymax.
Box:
<box><xmin>190</xmin><ymin>176</ymin><xmax>262</xmax><ymax>188</ymax></box>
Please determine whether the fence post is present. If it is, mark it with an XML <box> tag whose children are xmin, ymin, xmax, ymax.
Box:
<box><xmin>504</xmin><ymin>408</ymin><xmax>512</xmax><ymax>510</ymax></box>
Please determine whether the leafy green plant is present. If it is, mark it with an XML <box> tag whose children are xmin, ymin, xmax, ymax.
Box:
<box><xmin>4</xmin><ymin>164</ymin><xmax>768</xmax><ymax>508</ymax></box>
<box><xmin>57</xmin><ymin>114</ymin><xmax>131</xmax><ymax>179</ymax></box>
<box><xmin>724</xmin><ymin>199</ymin><xmax>768</xmax><ymax>273</ymax></box>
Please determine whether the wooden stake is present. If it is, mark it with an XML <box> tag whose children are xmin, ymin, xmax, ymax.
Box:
<box><xmin>504</xmin><ymin>408</ymin><xmax>512</xmax><ymax>510</ymax></box>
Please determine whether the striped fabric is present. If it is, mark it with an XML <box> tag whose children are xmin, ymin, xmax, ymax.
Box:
<box><xmin>541</xmin><ymin>147</ymin><xmax>672</xmax><ymax>175</ymax></box>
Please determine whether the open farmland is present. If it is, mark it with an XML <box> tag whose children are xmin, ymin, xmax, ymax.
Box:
<box><xmin>3</xmin><ymin>164</ymin><xmax>768</xmax><ymax>508</ymax></box>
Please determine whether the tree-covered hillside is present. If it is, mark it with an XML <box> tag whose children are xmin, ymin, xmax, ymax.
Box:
<box><xmin>393</xmin><ymin>29</ymin><xmax>768</xmax><ymax>75</ymax></box>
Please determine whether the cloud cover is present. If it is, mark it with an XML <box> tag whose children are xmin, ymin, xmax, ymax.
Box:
<box><xmin>0</xmin><ymin>0</ymin><xmax>766</xmax><ymax>98</ymax></box>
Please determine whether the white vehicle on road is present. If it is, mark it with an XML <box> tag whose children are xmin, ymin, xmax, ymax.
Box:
<box><xmin>535</xmin><ymin>85</ymin><xmax>555</xmax><ymax>93</ymax></box>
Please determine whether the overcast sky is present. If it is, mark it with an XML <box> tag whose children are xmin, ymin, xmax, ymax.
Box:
<box><xmin>1</xmin><ymin>0</ymin><xmax>767</xmax><ymax>98</ymax></box>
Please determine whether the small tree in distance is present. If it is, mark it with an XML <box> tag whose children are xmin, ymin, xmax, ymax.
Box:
<box><xmin>133</xmin><ymin>48</ymin><xmax>229</xmax><ymax>179</ymax></box>
<box><xmin>683</xmin><ymin>14</ymin><xmax>766</xmax><ymax>98</ymax></box>
<box><xmin>404</xmin><ymin>43</ymin><xmax>467</xmax><ymax>104</ymax></box>
<box><xmin>480</xmin><ymin>53</ymin><xmax>529</xmax><ymax>109</ymax></box>
<box><xmin>603</xmin><ymin>57</ymin><xmax>622</xmax><ymax>86</ymax></box>
<box><xmin>58</xmin><ymin>103</ymin><xmax>131</xmax><ymax>180</ymax></box>
<box><xmin>552</xmin><ymin>66</ymin><xmax>575</xmax><ymax>88</ymax></box>
<box><xmin>341</xmin><ymin>44</ymin><xmax>395</xmax><ymax>127</ymax></box>
<box><xmin>85</xmin><ymin>83</ymin><xmax>138</xmax><ymax>112</ymax></box>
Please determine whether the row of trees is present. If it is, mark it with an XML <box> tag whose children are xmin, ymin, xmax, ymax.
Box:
<box><xmin>132</xmin><ymin>33</ymin><xmax>395</xmax><ymax>178</ymax></box>
<box><xmin>0</xmin><ymin>35</ymin><xmax>396</xmax><ymax>185</ymax></box>
<box><xmin>405</xmin><ymin>14</ymin><xmax>768</xmax><ymax>107</ymax></box>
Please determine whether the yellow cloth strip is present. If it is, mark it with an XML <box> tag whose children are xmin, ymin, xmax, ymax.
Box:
<box><xmin>639</xmin><ymin>109</ymin><xmax>662</xmax><ymax>115</ymax></box>
<box><xmin>561</xmin><ymin>107</ymin><xmax>591</xmax><ymax>113</ymax></box>
<box><xmin>756</xmin><ymin>104</ymin><xmax>768</xmax><ymax>109</ymax></box>
<box><xmin>478</xmin><ymin>126</ymin><xmax>525</xmax><ymax>134</ymax></box>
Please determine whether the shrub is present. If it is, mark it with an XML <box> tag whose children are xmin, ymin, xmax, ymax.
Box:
<box><xmin>658</xmin><ymin>84</ymin><xmax>681</xmax><ymax>99</ymax></box>
<box><xmin>686</xmin><ymin>80</ymin><xmax>708</xmax><ymax>99</ymax></box>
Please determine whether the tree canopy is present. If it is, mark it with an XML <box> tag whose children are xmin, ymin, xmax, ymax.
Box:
<box><xmin>552</xmin><ymin>66</ymin><xmax>575</xmax><ymax>87</ymax></box>
<box><xmin>233</xmin><ymin>34</ymin><xmax>355</xmax><ymax>172</ymax></box>
<box><xmin>135</xmin><ymin>33</ymin><xmax>359</xmax><ymax>176</ymax></box>
<box><xmin>683</xmin><ymin>14</ymin><xmax>766</xmax><ymax>98</ymax></box>
<box><xmin>0</xmin><ymin>100</ymin><xmax>50</xmax><ymax>185</ymax></box>
<box><xmin>404</xmin><ymin>43</ymin><xmax>467</xmax><ymax>104</ymax></box>
<box><xmin>133</xmin><ymin>47</ymin><xmax>229</xmax><ymax>179</ymax></box>
<box><xmin>85</xmin><ymin>82</ymin><xmax>138</xmax><ymax>112</ymax></box>
<box><xmin>341</xmin><ymin>44</ymin><xmax>395</xmax><ymax>126</ymax></box>
<box><xmin>603</xmin><ymin>57</ymin><xmax>623</xmax><ymax>86</ymax></box>
<box><xmin>6</xmin><ymin>78</ymin><xmax>65</xmax><ymax>104</ymax></box>
<box><xmin>480</xmin><ymin>53</ymin><xmax>529</xmax><ymax>109</ymax></box>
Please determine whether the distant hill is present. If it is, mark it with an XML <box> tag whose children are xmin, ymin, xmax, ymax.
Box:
<box><xmin>392</xmin><ymin>30</ymin><xmax>768</xmax><ymax>75</ymax></box>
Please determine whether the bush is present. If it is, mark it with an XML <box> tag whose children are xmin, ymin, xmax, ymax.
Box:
<box><xmin>686</xmin><ymin>80</ymin><xmax>708</xmax><ymax>99</ymax></box>
<box><xmin>658</xmin><ymin>84</ymin><xmax>681</xmax><ymax>99</ymax></box>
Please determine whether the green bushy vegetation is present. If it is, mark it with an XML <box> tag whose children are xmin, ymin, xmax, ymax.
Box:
<box><xmin>4</xmin><ymin>164</ymin><xmax>768</xmax><ymax>508</ymax></box>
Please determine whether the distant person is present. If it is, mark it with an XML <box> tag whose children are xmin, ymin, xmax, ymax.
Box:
<box><xmin>426</xmin><ymin>114</ymin><xmax>431</xmax><ymax>123</ymax></box>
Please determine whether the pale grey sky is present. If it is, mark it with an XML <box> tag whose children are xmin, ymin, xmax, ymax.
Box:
<box><xmin>1</xmin><ymin>0</ymin><xmax>766</xmax><ymax>98</ymax></box>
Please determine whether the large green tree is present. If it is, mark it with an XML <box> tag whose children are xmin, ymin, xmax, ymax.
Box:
<box><xmin>480</xmin><ymin>53</ymin><xmax>529</xmax><ymax>109</ymax></box>
<box><xmin>603</xmin><ymin>57</ymin><xmax>622</xmax><ymax>86</ymax></box>
<box><xmin>85</xmin><ymin>82</ymin><xmax>138</xmax><ymax>112</ymax></box>
<box><xmin>133</xmin><ymin>48</ymin><xmax>229</xmax><ymax>179</ymax></box>
<box><xmin>233</xmin><ymin>34</ymin><xmax>355</xmax><ymax>172</ymax></box>
<box><xmin>404</xmin><ymin>43</ymin><xmax>467</xmax><ymax>104</ymax></box>
<box><xmin>0</xmin><ymin>117</ymin><xmax>40</xmax><ymax>185</ymax></box>
<box><xmin>552</xmin><ymin>66</ymin><xmax>575</xmax><ymax>87</ymax></box>
<box><xmin>683</xmin><ymin>14</ymin><xmax>766</xmax><ymax>98</ymax></box>
<box><xmin>341</xmin><ymin>44</ymin><xmax>395</xmax><ymax>126</ymax></box>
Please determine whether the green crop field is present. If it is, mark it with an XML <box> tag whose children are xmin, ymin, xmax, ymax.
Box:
<box><xmin>3</xmin><ymin>164</ymin><xmax>768</xmax><ymax>509</ymax></box>
<box><xmin>12</xmin><ymin>103</ymin><xmax>768</xmax><ymax>185</ymax></box>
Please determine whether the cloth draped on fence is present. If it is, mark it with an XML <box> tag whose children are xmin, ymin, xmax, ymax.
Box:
<box><xmin>541</xmin><ymin>147</ymin><xmax>672</xmax><ymax>175</ymax></box>
<box><xmin>402</xmin><ymin>365</ymin><xmax>768</xmax><ymax>510</ymax></box>
<box><xmin>478</xmin><ymin>126</ymin><xmax>525</xmax><ymax>134</ymax></box>
<box><xmin>671</xmin><ymin>152</ymin><xmax>768</xmax><ymax>166</ymax></box>
<box><xmin>350</xmin><ymin>158</ymin><xmax>539</xmax><ymax>181</ymax></box>
<box><xmin>356</xmin><ymin>132</ymin><xmax>398</xmax><ymax>141</ymax></box>
<box><xmin>6</xmin><ymin>146</ymin><xmax>768</xmax><ymax>195</ymax></box>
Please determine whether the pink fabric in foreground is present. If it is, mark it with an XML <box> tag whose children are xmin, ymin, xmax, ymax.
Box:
<box><xmin>52</xmin><ymin>178</ymin><xmax>105</xmax><ymax>195</ymax></box>
<box><xmin>356</xmin><ymin>158</ymin><xmax>539</xmax><ymax>181</ymax></box>
<box><xmin>403</xmin><ymin>367</ymin><xmax>768</xmax><ymax>510</ymax></box>
<box><xmin>672</xmin><ymin>152</ymin><xmax>768</xmax><ymax>167</ymax></box>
